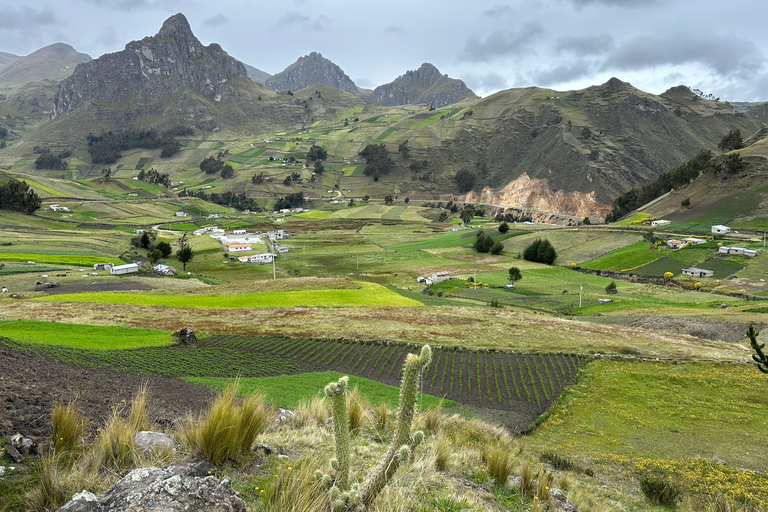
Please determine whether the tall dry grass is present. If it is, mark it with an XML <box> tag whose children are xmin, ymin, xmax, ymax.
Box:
<box><xmin>421</xmin><ymin>402</ymin><xmax>442</xmax><ymax>434</ymax></box>
<box><xmin>484</xmin><ymin>442</ymin><xmax>514</xmax><ymax>485</ymax></box>
<box><xmin>128</xmin><ymin>382</ymin><xmax>151</xmax><ymax>433</ymax></box>
<box><xmin>433</xmin><ymin>434</ymin><xmax>452</xmax><ymax>471</ymax></box>
<box><xmin>346</xmin><ymin>385</ymin><xmax>370</xmax><ymax>434</ymax></box>
<box><xmin>375</xmin><ymin>401</ymin><xmax>390</xmax><ymax>431</ymax></box>
<box><xmin>295</xmin><ymin>395</ymin><xmax>330</xmax><ymax>427</ymax></box>
<box><xmin>51</xmin><ymin>401</ymin><xmax>87</xmax><ymax>454</ymax></box>
<box><xmin>262</xmin><ymin>456</ymin><xmax>328</xmax><ymax>512</ymax></box>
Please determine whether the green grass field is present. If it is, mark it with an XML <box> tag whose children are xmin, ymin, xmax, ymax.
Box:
<box><xmin>582</xmin><ymin>241</ymin><xmax>668</xmax><ymax>271</ymax></box>
<box><xmin>0</xmin><ymin>253</ymin><xmax>123</xmax><ymax>266</ymax></box>
<box><xmin>0</xmin><ymin>320</ymin><xmax>174</xmax><ymax>350</ymax></box>
<box><xmin>186</xmin><ymin>371</ymin><xmax>453</xmax><ymax>410</ymax></box>
<box><xmin>35</xmin><ymin>282</ymin><xmax>424</xmax><ymax>308</ymax></box>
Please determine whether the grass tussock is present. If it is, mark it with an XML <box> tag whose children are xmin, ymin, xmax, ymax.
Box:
<box><xmin>295</xmin><ymin>395</ymin><xmax>330</xmax><ymax>427</ymax></box>
<box><xmin>27</xmin><ymin>455</ymin><xmax>69</xmax><ymax>512</ymax></box>
<box><xmin>375</xmin><ymin>401</ymin><xmax>390</xmax><ymax>431</ymax></box>
<box><xmin>640</xmin><ymin>473</ymin><xmax>681</xmax><ymax>506</ymax></box>
<box><xmin>433</xmin><ymin>434</ymin><xmax>451</xmax><ymax>472</ymax></box>
<box><xmin>483</xmin><ymin>442</ymin><xmax>516</xmax><ymax>485</ymax></box>
<box><xmin>51</xmin><ymin>401</ymin><xmax>88</xmax><ymax>454</ymax></box>
<box><xmin>95</xmin><ymin>411</ymin><xmax>136</xmax><ymax>472</ymax></box>
<box><xmin>181</xmin><ymin>379</ymin><xmax>273</xmax><ymax>465</ymax></box>
<box><xmin>262</xmin><ymin>456</ymin><xmax>328</xmax><ymax>512</ymax></box>
<box><xmin>346</xmin><ymin>385</ymin><xmax>370</xmax><ymax>434</ymax></box>
<box><xmin>422</xmin><ymin>401</ymin><xmax>442</xmax><ymax>434</ymax></box>
<box><xmin>520</xmin><ymin>461</ymin><xmax>536</xmax><ymax>497</ymax></box>
<box><xmin>128</xmin><ymin>382</ymin><xmax>151</xmax><ymax>433</ymax></box>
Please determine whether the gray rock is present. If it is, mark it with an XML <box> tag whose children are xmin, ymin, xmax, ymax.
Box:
<box><xmin>4</xmin><ymin>444</ymin><xmax>23</xmax><ymax>463</ymax></box>
<box><xmin>57</xmin><ymin>462</ymin><xmax>246</xmax><ymax>512</ymax></box>
<box><xmin>134</xmin><ymin>431</ymin><xmax>179</xmax><ymax>454</ymax></box>
<box><xmin>265</xmin><ymin>52</ymin><xmax>360</xmax><ymax>95</ymax></box>
<box><xmin>370</xmin><ymin>63</ymin><xmax>476</xmax><ymax>108</ymax></box>
<box><xmin>276</xmin><ymin>408</ymin><xmax>295</xmax><ymax>423</ymax></box>
<box><xmin>175</xmin><ymin>327</ymin><xmax>198</xmax><ymax>345</ymax></box>
<box><xmin>252</xmin><ymin>443</ymin><xmax>274</xmax><ymax>455</ymax></box>
<box><xmin>551</xmin><ymin>488</ymin><xmax>579</xmax><ymax>512</ymax></box>
<box><xmin>0</xmin><ymin>466</ymin><xmax>5</xmax><ymax>478</ymax></box>
<box><xmin>10</xmin><ymin>433</ymin><xmax>36</xmax><ymax>455</ymax></box>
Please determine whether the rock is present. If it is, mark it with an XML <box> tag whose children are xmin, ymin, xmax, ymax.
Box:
<box><xmin>57</xmin><ymin>462</ymin><xmax>245</xmax><ymax>512</ymax></box>
<box><xmin>175</xmin><ymin>327</ymin><xmax>198</xmax><ymax>344</ymax></box>
<box><xmin>551</xmin><ymin>488</ymin><xmax>578</xmax><ymax>512</ymax></box>
<box><xmin>0</xmin><ymin>466</ymin><xmax>5</xmax><ymax>478</ymax></box>
<box><xmin>4</xmin><ymin>444</ymin><xmax>23</xmax><ymax>463</ymax></box>
<box><xmin>265</xmin><ymin>52</ymin><xmax>360</xmax><ymax>96</ymax></box>
<box><xmin>10</xmin><ymin>433</ymin><xmax>36</xmax><ymax>455</ymax></box>
<box><xmin>370</xmin><ymin>63</ymin><xmax>476</xmax><ymax>108</ymax></box>
<box><xmin>252</xmin><ymin>443</ymin><xmax>274</xmax><ymax>455</ymax></box>
<box><xmin>134</xmin><ymin>431</ymin><xmax>179</xmax><ymax>454</ymax></box>
<box><xmin>277</xmin><ymin>454</ymin><xmax>290</xmax><ymax>460</ymax></box>
<box><xmin>276</xmin><ymin>408</ymin><xmax>295</xmax><ymax>423</ymax></box>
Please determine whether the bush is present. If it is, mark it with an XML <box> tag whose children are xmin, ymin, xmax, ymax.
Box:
<box><xmin>498</xmin><ymin>222</ymin><xmax>509</xmax><ymax>233</ymax></box>
<box><xmin>489</xmin><ymin>241</ymin><xmax>503</xmax><ymax>255</ymax></box>
<box><xmin>605</xmin><ymin>281</ymin><xmax>617</xmax><ymax>295</ymax></box>
<box><xmin>474</xmin><ymin>231</ymin><xmax>495</xmax><ymax>253</ymax></box>
<box><xmin>523</xmin><ymin>239</ymin><xmax>557</xmax><ymax>264</ymax></box>
<box><xmin>640</xmin><ymin>474</ymin><xmax>681</xmax><ymax>506</ymax></box>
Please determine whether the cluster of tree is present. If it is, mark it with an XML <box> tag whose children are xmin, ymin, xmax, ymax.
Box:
<box><xmin>359</xmin><ymin>144</ymin><xmax>394</xmax><ymax>179</ymax></box>
<box><xmin>409</xmin><ymin>160</ymin><xmax>429</xmax><ymax>172</ymax></box>
<box><xmin>306</xmin><ymin>144</ymin><xmax>328</xmax><ymax>162</ymax></box>
<box><xmin>274</xmin><ymin>192</ymin><xmax>304</xmax><ymax>211</ymax></box>
<box><xmin>251</xmin><ymin>172</ymin><xmax>265</xmax><ymax>184</ymax></box>
<box><xmin>474</xmin><ymin>230</ymin><xmax>503</xmax><ymax>255</ymax></box>
<box><xmin>398</xmin><ymin>140</ymin><xmax>410</xmax><ymax>159</ymax></box>
<box><xmin>0</xmin><ymin>179</ymin><xmax>42</xmax><ymax>214</ymax></box>
<box><xmin>605</xmin><ymin>150</ymin><xmax>713</xmax><ymax>222</ymax></box>
<box><xmin>182</xmin><ymin>189</ymin><xmax>262</xmax><ymax>212</ymax></box>
<box><xmin>0</xmin><ymin>127</ymin><xmax>8</xmax><ymax>139</ymax></box>
<box><xmin>34</xmin><ymin>149</ymin><xmax>70</xmax><ymax>170</ymax></box>
<box><xmin>137</xmin><ymin>168</ymin><xmax>171</xmax><ymax>187</ymax></box>
<box><xmin>718</xmin><ymin>129</ymin><xmax>743</xmax><ymax>152</ymax></box>
<box><xmin>87</xmin><ymin>129</ymin><xmax>181</xmax><ymax>164</ymax></box>
<box><xmin>313</xmin><ymin>161</ymin><xmax>325</xmax><ymax>175</ymax></box>
<box><xmin>199</xmin><ymin>156</ymin><xmax>235</xmax><ymax>178</ymax></box>
<box><xmin>283</xmin><ymin>172</ymin><xmax>301</xmax><ymax>185</ymax></box>
<box><xmin>454</xmin><ymin>169</ymin><xmax>477</xmax><ymax>193</ymax></box>
<box><xmin>523</xmin><ymin>239</ymin><xmax>557</xmax><ymax>264</ymax></box>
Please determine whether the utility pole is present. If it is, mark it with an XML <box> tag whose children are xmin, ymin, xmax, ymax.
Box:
<box><xmin>579</xmin><ymin>283</ymin><xmax>583</xmax><ymax>308</ymax></box>
<box><xmin>474</xmin><ymin>269</ymin><xmax>476</xmax><ymax>290</ymax></box>
<box><xmin>272</xmin><ymin>254</ymin><xmax>276</xmax><ymax>280</ymax></box>
<box><xmin>357</xmin><ymin>257</ymin><xmax>359</xmax><ymax>270</ymax></box>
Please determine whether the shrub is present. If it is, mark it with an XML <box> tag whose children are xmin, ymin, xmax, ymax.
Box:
<box><xmin>640</xmin><ymin>473</ymin><xmax>681</xmax><ymax>506</ymax></box>
<box><xmin>181</xmin><ymin>379</ymin><xmax>272</xmax><ymax>464</ymax></box>
<box><xmin>523</xmin><ymin>239</ymin><xmax>556</xmax><ymax>264</ymax></box>
<box><xmin>605</xmin><ymin>281</ymin><xmax>617</xmax><ymax>295</ymax></box>
<box><xmin>489</xmin><ymin>241</ymin><xmax>503</xmax><ymax>255</ymax></box>
<box><xmin>52</xmin><ymin>401</ymin><xmax>88</xmax><ymax>453</ymax></box>
<box><xmin>498</xmin><ymin>222</ymin><xmax>509</xmax><ymax>233</ymax></box>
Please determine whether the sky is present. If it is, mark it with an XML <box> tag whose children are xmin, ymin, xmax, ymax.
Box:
<box><xmin>1</xmin><ymin>0</ymin><xmax>767</xmax><ymax>101</ymax></box>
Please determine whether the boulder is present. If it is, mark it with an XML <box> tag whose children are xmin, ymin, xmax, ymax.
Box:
<box><xmin>276</xmin><ymin>408</ymin><xmax>295</xmax><ymax>423</ymax></box>
<box><xmin>134</xmin><ymin>431</ymin><xmax>179</xmax><ymax>454</ymax></box>
<box><xmin>174</xmin><ymin>327</ymin><xmax>198</xmax><ymax>345</ymax></box>
<box><xmin>57</xmin><ymin>462</ymin><xmax>245</xmax><ymax>512</ymax></box>
<box><xmin>552</xmin><ymin>488</ymin><xmax>579</xmax><ymax>511</ymax></box>
<box><xmin>10</xmin><ymin>433</ymin><xmax>36</xmax><ymax>455</ymax></box>
<box><xmin>4</xmin><ymin>444</ymin><xmax>23</xmax><ymax>463</ymax></box>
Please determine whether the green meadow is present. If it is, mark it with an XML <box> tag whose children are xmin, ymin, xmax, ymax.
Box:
<box><xmin>0</xmin><ymin>320</ymin><xmax>174</xmax><ymax>350</ymax></box>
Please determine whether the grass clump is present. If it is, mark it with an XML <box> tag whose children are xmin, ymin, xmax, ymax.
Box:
<box><xmin>181</xmin><ymin>379</ymin><xmax>273</xmax><ymax>465</ymax></box>
<box><xmin>51</xmin><ymin>401</ymin><xmax>87</xmax><ymax>454</ymax></box>
<box><xmin>295</xmin><ymin>395</ymin><xmax>330</xmax><ymax>427</ymax></box>
<box><xmin>433</xmin><ymin>434</ymin><xmax>451</xmax><ymax>472</ymax></box>
<box><xmin>346</xmin><ymin>385</ymin><xmax>370</xmax><ymax>434</ymax></box>
<box><xmin>483</xmin><ymin>442</ymin><xmax>515</xmax><ymax>485</ymax></box>
<box><xmin>263</xmin><ymin>456</ymin><xmax>328</xmax><ymax>512</ymax></box>
<box><xmin>640</xmin><ymin>473</ymin><xmax>681</xmax><ymax>506</ymax></box>
<box><xmin>128</xmin><ymin>382</ymin><xmax>151</xmax><ymax>432</ymax></box>
<box><xmin>95</xmin><ymin>411</ymin><xmax>136</xmax><ymax>472</ymax></box>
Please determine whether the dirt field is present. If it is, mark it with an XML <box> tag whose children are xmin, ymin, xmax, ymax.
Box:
<box><xmin>0</xmin><ymin>342</ymin><xmax>216</xmax><ymax>441</ymax></box>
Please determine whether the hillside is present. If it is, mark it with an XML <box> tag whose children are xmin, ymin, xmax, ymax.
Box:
<box><xmin>0</xmin><ymin>43</ymin><xmax>91</xmax><ymax>87</ymax></box>
<box><xmin>265</xmin><ymin>52</ymin><xmax>362</xmax><ymax>96</ymax></box>
<box><xmin>0</xmin><ymin>50</ymin><xmax>20</xmax><ymax>68</ymax></box>
<box><xmin>243</xmin><ymin>62</ymin><xmax>271</xmax><ymax>84</ymax></box>
<box><xmin>369</xmin><ymin>62</ymin><xmax>477</xmax><ymax>108</ymax></box>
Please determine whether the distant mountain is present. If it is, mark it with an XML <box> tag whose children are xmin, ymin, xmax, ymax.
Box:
<box><xmin>52</xmin><ymin>13</ymin><xmax>247</xmax><ymax>119</ymax></box>
<box><xmin>0</xmin><ymin>51</ymin><xmax>20</xmax><ymax>70</ymax></box>
<box><xmin>0</xmin><ymin>44</ymin><xmax>90</xmax><ymax>87</ymax></box>
<box><xmin>265</xmin><ymin>52</ymin><xmax>361</xmax><ymax>96</ymax></box>
<box><xmin>370</xmin><ymin>63</ymin><xmax>477</xmax><ymax>107</ymax></box>
<box><xmin>243</xmin><ymin>63</ymin><xmax>271</xmax><ymax>84</ymax></box>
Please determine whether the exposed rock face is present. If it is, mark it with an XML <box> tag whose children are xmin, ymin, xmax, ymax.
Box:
<box><xmin>57</xmin><ymin>462</ymin><xmax>246</xmax><ymax>512</ymax></box>
<box><xmin>52</xmin><ymin>13</ymin><xmax>247</xmax><ymax>119</ymax></box>
<box><xmin>0</xmin><ymin>43</ymin><xmax>91</xmax><ymax>87</ymax></box>
<box><xmin>265</xmin><ymin>52</ymin><xmax>359</xmax><ymax>94</ymax></box>
<box><xmin>462</xmin><ymin>172</ymin><xmax>610</xmax><ymax>221</ymax></box>
<box><xmin>370</xmin><ymin>63</ymin><xmax>476</xmax><ymax>107</ymax></box>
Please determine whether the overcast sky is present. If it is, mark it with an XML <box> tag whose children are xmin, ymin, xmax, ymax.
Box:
<box><xmin>2</xmin><ymin>0</ymin><xmax>767</xmax><ymax>101</ymax></box>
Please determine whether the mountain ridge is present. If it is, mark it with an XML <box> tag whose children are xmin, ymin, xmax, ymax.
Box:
<box><xmin>370</xmin><ymin>63</ymin><xmax>477</xmax><ymax>107</ymax></box>
<box><xmin>0</xmin><ymin>43</ymin><xmax>90</xmax><ymax>87</ymax></box>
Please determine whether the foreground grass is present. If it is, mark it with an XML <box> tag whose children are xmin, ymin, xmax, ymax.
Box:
<box><xmin>33</xmin><ymin>282</ymin><xmax>423</xmax><ymax>309</ymax></box>
<box><xmin>186</xmin><ymin>371</ymin><xmax>454</xmax><ymax>410</ymax></box>
<box><xmin>526</xmin><ymin>359</ymin><xmax>768</xmax><ymax>506</ymax></box>
<box><xmin>0</xmin><ymin>320</ymin><xmax>174</xmax><ymax>350</ymax></box>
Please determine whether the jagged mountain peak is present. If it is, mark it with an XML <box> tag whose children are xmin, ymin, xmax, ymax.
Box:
<box><xmin>157</xmin><ymin>12</ymin><xmax>192</xmax><ymax>38</ymax></box>
<box><xmin>370</xmin><ymin>63</ymin><xmax>476</xmax><ymax>108</ymax></box>
<box><xmin>265</xmin><ymin>52</ymin><xmax>360</xmax><ymax>95</ymax></box>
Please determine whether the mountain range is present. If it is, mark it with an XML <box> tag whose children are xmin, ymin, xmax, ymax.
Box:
<box><xmin>0</xmin><ymin>12</ymin><xmax>765</xmax><ymax>220</ymax></box>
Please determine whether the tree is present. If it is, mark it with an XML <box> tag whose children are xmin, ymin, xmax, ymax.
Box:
<box><xmin>718</xmin><ymin>129</ymin><xmax>743</xmax><ymax>152</ymax></box>
<box><xmin>220</xmin><ymin>165</ymin><xmax>234</xmax><ymax>179</ymax></box>
<box><xmin>489</xmin><ymin>242</ymin><xmax>503</xmax><ymax>255</ymax></box>
<box><xmin>313</xmin><ymin>160</ymin><xmax>325</xmax><ymax>175</ymax></box>
<box><xmin>460</xmin><ymin>204</ymin><xmax>475</xmax><ymax>224</ymax></box>
<box><xmin>148</xmin><ymin>248</ymin><xmax>163</xmax><ymax>266</ymax></box>
<box><xmin>398</xmin><ymin>140</ymin><xmax>410</xmax><ymax>159</ymax></box>
<box><xmin>359</xmin><ymin>144</ymin><xmax>394</xmax><ymax>178</ymax></box>
<box><xmin>681</xmin><ymin>197</ymin><xmax>691</xmax><ymax>208</ymax></box>
<box><xmin>605</xmin><ymin>281</ymin><xmax>617</xmax><ymax>295</ymax></box>
<box><xmin>643</xmin><ymin>230</ymin><xmax>657</xmax><ymax>245</ymax></box>
<box><xmin>582</xmin><ymin>126</ymin><xmax>592</xmax><ymax>139</ymax></box>
<box><xmin>0</xmin><ymin>179</ymin><xmax>42</xmax><ymax>214</ymax></box>
<box><xmin>384</xmin><ymin>195</ymin><xmax>394</xmax><ymax>205</ymax></box>
<box><xmin>498</xmin><ymin>222</ymin><xmax>509</xmax><ymax>233</ymax></box>
<box><xmin>307</xmin><ymin>144</ymin><xmax>328</xmax><ymax>161</ymax></box>
<box><xmin>454</xmin><ymin>169</ymin><xmax>476</xmax><ymax>193</ymax></box>
<box><xmin>583</xmin><ymin>217</ymin><xmax>591</xmax><ymax>225</ymax></box>
<box><xmin>473</xmin><ymin>231</ymin><xmax>494</xmax><ymax>253</ymax></box>
<box><xmin>283</xmin><ymin>175</ymin><xmax>293</xmax><ymax>186</ymax></box>
<box><xmin>140</xmin><ymin>231</ymin><xmax>151</xmax><ymax>249</ymax></box>
<box><xmin>176</xmin><ymin>233</ymin><xmax>193</xmax><ymax>271</ymax></box>
<box><xmin>156</xmin><ymin>241</ymin><xmax>173</xmax><ymax>257</ymax></box>
<box><xmin>404</xmin><ymin>197</ymin><xmax>409</xmax><ymax>204</ymax></box>
<box><xmin>523</xmin><ymin>239</ymin><xmax>557</xmax><ymax>264</ymax></box>
<box><xmin>508</xmin><ymin>267</ymin><xmax>522</xmax><ymax>283</ymax></box>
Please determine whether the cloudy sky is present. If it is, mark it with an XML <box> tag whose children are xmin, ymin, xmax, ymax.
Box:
<box><xmin>2</xmin><ymin>0</ymin><xmax>767</xmax><ymax>101</ymax></box>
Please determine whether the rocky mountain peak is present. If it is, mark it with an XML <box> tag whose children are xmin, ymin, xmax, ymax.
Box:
<box><xmin>265</xmin><ymin>52</ymin><xmax>360</xmax><ymax>95</ymax></box>
<box><xmin>52</xmin><ymin>13</ymin><xmax>247</xmax><ymax>119</ymax></box>
<box><xmin>370</xmin><ymin>63</ymin><xmax>476</xmax><ymax>107</ymax></box>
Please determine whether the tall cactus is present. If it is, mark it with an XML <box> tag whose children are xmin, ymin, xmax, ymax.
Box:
<box><xmin>316</xmin><ymin>345</ymin><xmax>433</xmax><ymax>511</ymax></box>
<box><xmin>748</xmin><ymin>324</ymin><xmax>768</xmax><ymax>376</ymax></box>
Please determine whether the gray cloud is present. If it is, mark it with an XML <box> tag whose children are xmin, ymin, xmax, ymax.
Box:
<box><xmin>570</xmin><ymin>0</ymin><xmax>664</xmax><ymax>8</ymax></box>
<box><xmin>555</xmin><ymin>34</ymin><xmax>614</xmax><ymax>56</ymax></box>
<box><xmin>533</xmin><ymin>59</ymin><xmax>593</xmax><ymax>86</ymax></box>
<box><xmin>460</xmin><ymin>23</ymin><xmax>544</xmax><ymax>63</ymax></box>
<box><xmin>202</xmin><ymin>14</ymin><xmax>228</xmax><ymax>27</ymax></box>
<box><xmin>0</xmin><ymin>7</ymin><xmax>57</xmax><ymax>32</ymax></box>
<box><xmin>76</xmin><ymin>0</ymin><xmax>153</xmax><ymax>11</ymax></box>
<box><xmin>355</xmin><ymin>77</ymin><xmax>374</xmax><ymax>88</ymax></box>
<box><xmin>462</xmin><ymin>72</ymin><xmax>509</xmax><ymax>93</ymax></box>
<box><xmin>602</xmin><ymin>32</ymin><xmax>763</xmax><ymax>75</ymax></box>
<box><xmin>385</xmin><ymin>26</ymin><xmax>407</xmax><ymax>35</ymax></box>
<box><xmin>277</xmin><ymin>11</ymin><xmax>330</xmax><ymax>32</ymax></box>
<box><xmin>483</xmin><ymin>4</ymin><xmax>514</xmax><ymax>16</ymax></box>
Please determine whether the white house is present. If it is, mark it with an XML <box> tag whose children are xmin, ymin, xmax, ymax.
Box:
<box><xmin>431</xmin><ymin>271</ymin><xmax>450</xmax><ymax>283</ymax></box>
<box><xmin>175</xmin><ymin>211</ymin><xmax>189</xmax><ymax>217</ymax></box>
<box><xmin>720</xmin><ymin>246</ymin><xmax>762</xmax><ymax>257</ymax></box>
<box><xmin>682</xmin><ymin>237</ymin><xmax>707</xmax><ymax>245</ymax></box>
<box><xmin>228</xmin><ymin>243</ymin><xmax>252</xmax><ymax>252</ymax></box>
<box><xmin>651</xmin><ymin>220</ymin><xmax>671</xmax><ymax>227</ymax></box>
<box><xmin>153</xmin><ymin>264</ymin><xmax>177</xmax><ymax>276</ymax></box>
<box><xmin>682</xmin><ymin>267</ymin><xmax>714</xmax><ymax>278</ymax></box>
<box><xmin>93</xmin><ymin>263</ymin><xmax>114</xmax><ymax>271</ymax></box>
<box><xmin>232</xmin><ymin>229</ymin><xmax>246</xmax><ymax>235</ymax></box>
<box><xmin>712</xmin><ymin>225</ymin><xmax>731</xmax><ymax>234</ymax></box>
<box><xmin>110</xmin><ymin>263</ymin><xmax>139</xmax><ymax>275</ymax></box>
<box><xmin>666</xmin><ymin>240</ymin><xmax>685</xmax><ymax>249</ymax></box>
<box><xmin>276</xmin><ymin>245</ymin><xmax>289</xmax><ymax>254</ymax></box>
<box><xmin>249</xmin><ymin>253</ymin><xmax>274</xmax><ymax>264</ymax></box>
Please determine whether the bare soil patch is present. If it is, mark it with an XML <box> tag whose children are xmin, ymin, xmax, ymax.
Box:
<box><xmin>42</xmin><ymin>280</ymin><xmax>155</xmax><ymax>295</ymax></box>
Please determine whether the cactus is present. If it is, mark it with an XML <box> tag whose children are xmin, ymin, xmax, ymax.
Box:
<box><xmin>324</xmin><ymin>376</ymin><xmax>351</xmax><ymax>489</ymax></box>
<box><xmin>748</xmin><ymin>324</ymin><xmax>768</xmax><ymax>376</ymax></box>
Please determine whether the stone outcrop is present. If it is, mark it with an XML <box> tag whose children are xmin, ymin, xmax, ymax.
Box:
<box><xmin>370</xmin><ymin>63</ymin><xmax>476</xmax><ymax>107</ymax></box>
<box><xmin>265</xmin><ymin>52</ymin><xmax>359</xmax><ymax>95</ymax></box>
<box><xmin>57</xmin><ymin>462</ymin><xmax>246</xmax><ymax>512</ymax></box>
<box><xmin>52</xmin><ymin>13</ymin><xmax>247</xmax><ymax>119</ymax></box>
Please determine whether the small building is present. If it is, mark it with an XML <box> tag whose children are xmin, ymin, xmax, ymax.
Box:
<box><xmin>431</xmin><ymin>271</ymin><xmax>450</xmax><ymax>283</ymax></box>
<box><xmin>228</xmin><ymin>243</ymin><xmax>252</xmax><ymax>252</ymax></box>
<box><xmin>153</xmin><ymin>264</ymin><xmax>176</xmax><ymax>276</ymax></box>
<box><xmin>666</xmin><ymin>240</ymin><xmax>685</xmax><ymax>249</ymax></box>
<box><xmin>651</xmin><ymin>220</ymin><xmax>671</xmax><ymax>227</ymax></box>
<box><xmin>93</xmin><ymin>263</ymin><xmax>114</xmax><ymax>271</ymax></box>
<box><xmin>249</xmin><ymin>253</ymin><xmax>274</xmax><ymax>264</ymax></box>
<box><xmin>110</xmin><ymin>263</ymin><xmax>139</xmax><ymax>275</ymax></box>
<box><xmin>232</xmin><ymin>229</ymin><xmax>247</xmax><ymax>235</ymax></box>
<box><xmin>682</xmin><ymin>237</ymin><xmax>707</xmax><ymax>245</ymax></box>
<box><xmin>720</xmin><ymin>246</ymin><xmax>762</xmax><ymax>257</ymax></box>
<box><xmin>682</xmin><ymin>267</ymin><xmax>714</xmax><ymax>278</ymax></box>
<box><xmin>175</xmin><ymin>211</ymin><xmax>189</xmax><ymax>217</ymax></box>
<box><xmin>276</xmin><ymin>245</ymin><xmax>289</xmax><ymax>254</ymax></box>
<box><xmin>712</xmin><ymin>225</ymin><xmax>731</xmax><ymax>234</ymax></box>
